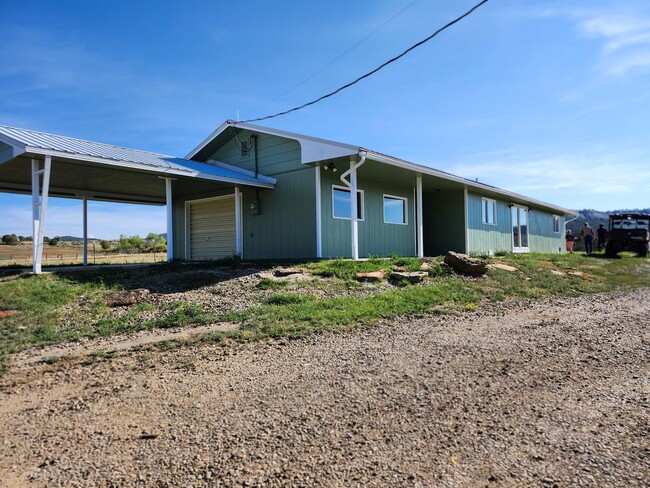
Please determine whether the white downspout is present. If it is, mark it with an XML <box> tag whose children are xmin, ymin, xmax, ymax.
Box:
<box><xmin>340</xmin><ymin>152</ymin><xmax>367</xmax><ymax>260</ymax></box>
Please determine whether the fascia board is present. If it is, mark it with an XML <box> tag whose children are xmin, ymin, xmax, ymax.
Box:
<box><xmin>365</xmin><ymin>150</ymin><xmax>578</xmax><ymax>216</ymax></box>
<box><xmin>207</xmin><ymin>160</ymin><xmax>277</xmax><ymax>184</ymax></box>
<box><xmin>185</xmin><ymin>121</ymin><xmax>231</xmax><ymax>159</ymax></box>
<box><xmin>24</xmin><ymin>147</ymin><xmax>275</xmax><ymax>189</ymax></box>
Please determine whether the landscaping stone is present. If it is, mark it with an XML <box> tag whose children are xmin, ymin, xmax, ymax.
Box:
<box><xmin>420</xmin><ymin>262</ymin><xmax>430</xmax><ymax>271</ymax></box>
<box><xmin>443</xmin><ymin>251</ymin><xmax>487</xmax><ymax>274</ymax></box>
<box><xmin>487</xmin><ymin>263</ymin><xmax>518</xmax><ymax>272</ymax></box>
<box><xmin>274</xmin><ymin>268</ymin><xmax>304</xmax><ymax>277</ymax></box>
<box><xmin>355</xmin><ymin>270</ymin><xmax>387</xmax><ymax>282</ymax></box>
<box><xmin>390</xmin><ymin>271</ymin><xmax>428</xmax><ymax>283</ymax></box>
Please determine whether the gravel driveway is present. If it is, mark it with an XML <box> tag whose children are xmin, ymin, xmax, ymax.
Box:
<box><xmin>1</xmin><ymin>289</ymin><xmax>648</xmax><ymax>487</ymax></box>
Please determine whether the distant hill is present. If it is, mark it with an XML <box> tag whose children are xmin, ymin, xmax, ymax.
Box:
<box><xmin>56</xmin><ymin>235</ymin><xmax>100</xmax><ymax>243</ymax></box>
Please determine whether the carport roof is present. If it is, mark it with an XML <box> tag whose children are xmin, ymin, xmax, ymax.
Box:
<box><xmin>0</xmin><ymin>125</ymin><xmax>276</xmax><ymax>189</ymax></box>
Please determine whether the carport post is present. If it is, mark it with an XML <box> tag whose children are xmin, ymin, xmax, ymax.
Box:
<box><xmin>165</xmin><ymin>178</ymin><xmax>174</xmax><ymax>261</ymax></box>
<box><xmin>234</xmin><ymin>186</ymin><xmax>242</xmax><ymax>257</ymax></box>
<box><xmin>416</xmin><ymin>175</ymin><xmax>424</xmax><ymax>258</ymax></box>
<box><xmin>82</xmin><ymin>197</ymin><xmax>88</xmax><ymax>266</ymax></box>
<box><xmin>31</xmin><ymin>156</ymin><xmax>52</xmax><ymax>274</ymax></box>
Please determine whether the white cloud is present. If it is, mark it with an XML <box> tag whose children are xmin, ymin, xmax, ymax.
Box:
<box><xmin>437</xmin><ymin>147</ymin><xmax>650</xmax><ymax>211</ymax></box>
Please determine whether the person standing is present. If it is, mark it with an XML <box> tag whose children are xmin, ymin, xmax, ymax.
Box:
<box><xmin>565</xmin><ymin>229</ymin><xmax>575</xmax><ymax>254</ymax></box>
<box><xmin>581</xmin><ymin>222</ymin><xmax>595</xmax><ymax>255</ymax></box>
<box><xmin>596</xmin><ymin>223</ymin><xmax>608</xmax><ymax>252</ymax></box>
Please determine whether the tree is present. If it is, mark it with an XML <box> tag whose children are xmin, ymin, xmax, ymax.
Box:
<box><xmin>49</xmin><ymin>237</ymin><xmax>60</xmax><ymax>246</ymax></box>
<box><xmin>99</xmin><ymin>239</ymin><xmax>111</xmax><ymax>251</ymax></box>
<box><xmin>1</xmin><ymin>234</ymin><xmax>18</xmax><ymax>245</ymax></box>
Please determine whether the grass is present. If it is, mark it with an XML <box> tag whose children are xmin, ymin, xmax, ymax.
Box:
<box><xmin>0</xmin><ymin>252</ymin><xmax>648</xmax><ymax>371</ymax></box>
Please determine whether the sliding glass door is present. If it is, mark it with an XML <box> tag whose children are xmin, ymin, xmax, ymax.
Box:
<box><xmin>511</xmin><ymin>206</ymin><xmax>529</xmax><ymax>252</ymax></box>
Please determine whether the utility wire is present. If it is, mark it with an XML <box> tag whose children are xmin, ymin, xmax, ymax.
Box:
<box><xmin>244</xmin><ymin>0</ymin><xmax>418</xmax><ymax>119</ymax></box>
<box><xmin>240</xmin><ymin>0</ymin><xmax>489</xmax><ymax>124</ymax></box>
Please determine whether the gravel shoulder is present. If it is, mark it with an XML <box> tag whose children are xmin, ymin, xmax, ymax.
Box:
<box><xmin>1</xmin><ymin>289</ymin><xmax>648</xmax><ymax>487</ymax></box>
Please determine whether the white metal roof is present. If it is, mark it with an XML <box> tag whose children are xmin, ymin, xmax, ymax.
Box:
<box><xmin>0</xmin><ymin>125</ymin><xmax>275</xmax><ymax>188</ymax></box>
<box><xmin>188</xmin><ymin>120</ymin><xmax>577</xmax><ymax>216</ymax></box>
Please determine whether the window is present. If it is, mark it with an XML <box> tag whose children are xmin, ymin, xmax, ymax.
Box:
<box><xmin>553</xmin><ymin>215</ymin><xmax>560</xmax><ymax>233</ymax></box>
<box><xmin>383</xmin><ymin>195</ymin><xmax>408</xmax><ymax>225</ymax></box>
<box><xmin>482</xmin><ymin>198</ymin><xmax>497</xmax><ymax>225</ymax></box>
<box><xmin>332</xmin><ymin>186</ymin><xmax>364</xmax><ymax>220</ymax></box>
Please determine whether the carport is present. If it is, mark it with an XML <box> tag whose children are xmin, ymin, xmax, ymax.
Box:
<box><xmin>0</xmin><ymin>126</ymin><xmax>275</xmax><ymax>274</ymax></box>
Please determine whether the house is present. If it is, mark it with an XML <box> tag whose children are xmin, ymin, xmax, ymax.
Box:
<box><xmin>0</xmin><ymin>121</ymin><xmax>576</xmax><ymax>273</ymax></box>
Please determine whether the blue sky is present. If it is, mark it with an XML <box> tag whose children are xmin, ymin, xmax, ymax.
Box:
<box><xmin>1</xmin><ymin>0</ymin><xmax>649</xmax><ymax>238</ymax></box>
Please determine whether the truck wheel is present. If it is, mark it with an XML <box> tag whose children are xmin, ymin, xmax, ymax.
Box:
<box><xmin>638</xmin><ymin>242</ymin><xmax>649</xmax><ymax>258</ymax></box>
<box><xmin>605</xmin><ymin>242</ymin><xmax>618</xmax><ymax>258</ymax></box>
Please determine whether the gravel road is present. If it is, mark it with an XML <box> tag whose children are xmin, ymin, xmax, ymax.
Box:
<box><xmin>1</xmin><ymin>289</ymin><xmax>648</xmax><ymax>487</ymax></box>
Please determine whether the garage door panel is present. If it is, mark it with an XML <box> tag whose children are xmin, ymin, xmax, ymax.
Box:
<box><xmin>189</xmin><ymin>196</ymin><xmax>236</xmax><ymax>260</ymax></box>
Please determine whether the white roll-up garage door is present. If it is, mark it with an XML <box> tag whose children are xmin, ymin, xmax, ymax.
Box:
<box><xmin>189</xmin><ymin>196</ymin><xmax>236</xmax><ymax>260</ymax></box>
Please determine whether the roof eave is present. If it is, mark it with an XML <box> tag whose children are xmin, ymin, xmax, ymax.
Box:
<box><xmin>23</xmin><ymin>147</ymin><xmax>275</xmax><ymax>189</ymax></box>
<box><xmin>364</xmin><ymin>150</ymin><xmax>578</xmax><ymax>216</ymax></box>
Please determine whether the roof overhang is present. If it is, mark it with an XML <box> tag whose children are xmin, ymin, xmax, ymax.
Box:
<box><xmin>0</xmin><ymin>147</ymin><xmax>275</xmax><ymax>206</ymax></box>
<box><xmin>186</xmin><ymin>120</ymin><xmax>359</xmax><ymax>164</ymax></box>
<box><xmin>361</xmin><ymin>150</ymin><xmax>578</xmax><ymax>216</ymax></box>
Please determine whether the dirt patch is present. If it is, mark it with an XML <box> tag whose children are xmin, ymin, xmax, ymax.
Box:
<box><xmin>1</xmin><ymin>289</ymin><xmax>648</xmax><ymax>486</ymax></box>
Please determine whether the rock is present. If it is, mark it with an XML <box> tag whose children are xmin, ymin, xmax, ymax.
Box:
<box><xmin>390</xmin><ymin>271</ymin><xmax>428</xmax><ymax>283</ymax></box>
<box><xmin>487</xmin><ymin>263</ymin><xmax>518</xmax><ymax>272</ymax></box>
<box><xmin>549</xmin><ymin>270</ymin><xmax>565</xmax><ymax>276</ymax></box>
<box><xmin>274</xmin><ymin>268</ymin><xmax>303</xmax><ymax>277</ymax></box>
<box><xmin>105</xmin><ymin>289</ymin><xmax>150</xmax><ymax>307</ymax></box>
<box><xmin>420</xmin><ymin>262</ymin><xmax>430</xmax><ymax>271</ymax></box>
<box><xmin>0</xmin><ymin>310</ymin><xmax>17</xmax><ymax>318</ymax></box>
<box><xmin>443</xmin><ymin>251</ymin><xmax>487</xmax><ymax>274</ymax></box>
<box><xmin>356</xmin><ymin>270</ymin><xmax>386</xmax><ymax>282</ymax></box>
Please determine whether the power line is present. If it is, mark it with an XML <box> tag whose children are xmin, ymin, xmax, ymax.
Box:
<box><xmin>240</xmin><ymin>0</ymin><xmax>489</xmax><ymax>124</ymax></box>
<box><xmin>244</xmin><ymin>0</ymin><xmax>418</xmax><ymax>119</ymax></box>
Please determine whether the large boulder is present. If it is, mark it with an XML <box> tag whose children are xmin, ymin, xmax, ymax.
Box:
<box><xmin>443</xmin><ymin>251</ymin><xmax>487</xmax><ymax>275</ymax></box>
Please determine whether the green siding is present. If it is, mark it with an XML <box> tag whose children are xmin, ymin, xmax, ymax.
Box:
<box><xmin>466</xmin><ymin>192</ymin><xmax>565</xmax><ymax>254</ymax></box>
<box><xmin>241</xmin><ymin>168</ymin><xmax>316</xmax><ymax>259</ymax></box>
<box><xmin>208</xmin><ymin>131</ymin><xmax>301</xmax><ymax>176</ymax></box>
<box><xmin>422</xmin><ymin>190</ymin><xmax>466</xmax><ymax>256</ymax></box>
<box><xmin>320</xmin><ymin>168</ymin><xmax>415</xmax><ymax>258</ymax></box>
<box><xmin>528</xmin><ymin>210</ymin><xmax>565</xmax><ymax>253</ymax></box>
<box><xmin>174</xmin><ymin>130</ymin><xmax>316</xmax><ymax>260</ymax></box>
<box><xmin>466</xmin><ymin>192</ymin><xmax>512</xmax><ymax>254</ymax></box>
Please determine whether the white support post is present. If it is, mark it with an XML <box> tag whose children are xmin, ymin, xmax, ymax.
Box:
<box><xmin>32</xmin><ymin>159</ymin><xmax>40</xmax><ymax>271</ymax></box>
<box><xmin>165</xmin><ymin>178</ymin><xmax>174</xmax><ymax>261</ymax></box>
<box><xmin>82</xmin><ymin>197</ymin><xmax>88</xmax><ymax>266</ymax></box>
<box><xmin>350</xmin><ymin>160</ymin><xmax>359</xmax><ymax>260</ymax></box>
<box><xmin>416</xmin><ymin>176</ymin><xmax>424</xmax><ymax>258</ymax></box>
<box><xmin>234</xmin><ymin>186</ymin><xmax>242</xmax><ymax>257</ymax></box>
<box><xmin>315</xmin><ymin>166</ymin><xmax>322</xmax><ymax>258</ymax></box>
<box><xmin>31</xmin><ymin>156</ymin><xmax>52</xmax><ymax>274</ymax></box>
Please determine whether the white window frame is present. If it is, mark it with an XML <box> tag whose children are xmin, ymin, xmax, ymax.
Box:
<box><xmin>552</xmin><ymin>214</ymin><xmax>560</xmax><ymax>233</ymax></box>
<box><xmin>383</xmin><ymin>194</ymin><xmax>408</xmax><ymax>225</ymax></box>
<box><xmin>482</xmin><ymin>197</ymin><xmax>497</xmax><ymax>226</ymax></box>
<box><xmin>332</xmin><ymin>185</ymin><xmax>364</xmax><ymax>221</ymax></box>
